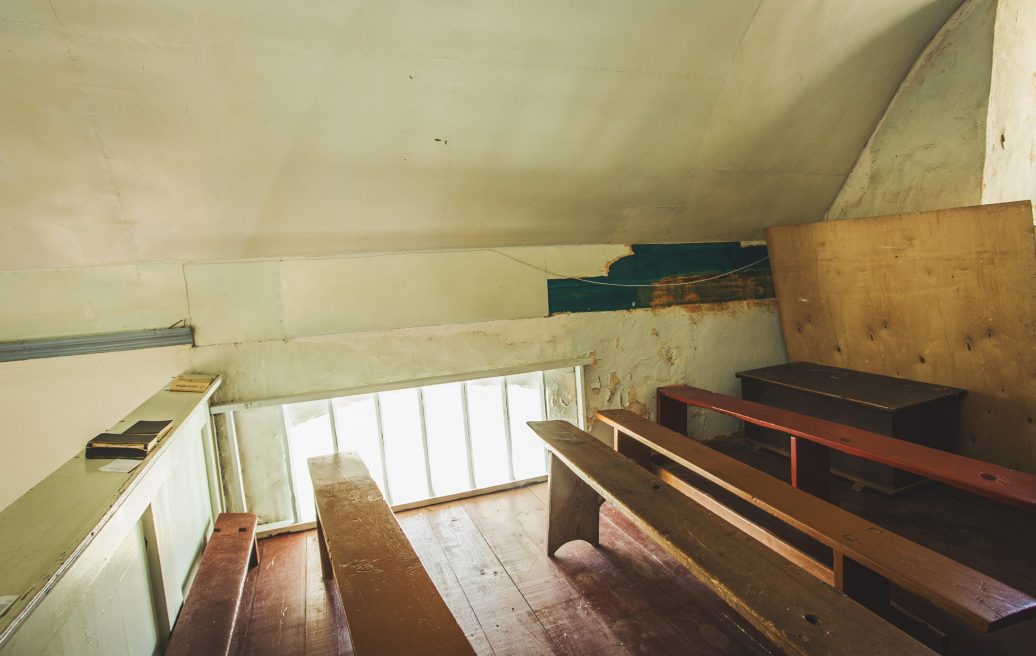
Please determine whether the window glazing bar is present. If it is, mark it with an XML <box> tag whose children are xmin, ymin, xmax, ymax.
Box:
<box><xmin>326</xmin><ymin>400</ymin><xmax>340</xmax><ymax>453</ymax></box>
<box><xmin>538</xmin><ymin>370</ymin><xmax>550</xmax><ymax>472</ymax></box>
<box><xmin>416</xmin><ymin>387</ymin><xmax>434</xmax><ymax>498</ymax></box>
<box><xmin>460</xmin><ymin>383</ymin><xmax>477</xmax><ymax>489</ymax></box>
<box><xmin>372</xmin><ymin>393</ymin><xmax>393</xmax><ymax>505</ymax></box>
<box><xmin>278</xmin><ymin>407</ymin><xmax>301</xmax><ymax>526</ymax></box>
<box><xmin>500</xmin><ymin>378</ymin><xmax>515</xmax><ymax>482</ymax></box>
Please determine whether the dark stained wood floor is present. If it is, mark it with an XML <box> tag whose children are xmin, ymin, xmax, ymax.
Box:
<box><xmin>229</xmin><ymin>483</ymin><xmax>778</xmax><ymax>656</ymax></box>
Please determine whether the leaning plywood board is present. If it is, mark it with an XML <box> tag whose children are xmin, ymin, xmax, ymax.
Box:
<box><xmin>765</xmin><ymin>201</ymin><xmax>1036</xmax><ymax>473</ymax></box>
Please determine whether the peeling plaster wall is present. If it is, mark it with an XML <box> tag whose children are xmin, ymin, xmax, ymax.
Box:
<box><xmin>826</xmin><ymin>0</ymin><xmax>995</xmax><ymax>220</ymax></box>
<box><xmin>827</xmin><ymin>0</ymin><xmax>1036</xmax><ymax>221</ymax></box>
<box><xmin>982</xmin><ymin>0</ymin><xmax>1036</xmax><ymax>205</ymax></box>
<box><xmin>201</xmin><ymin>300</ymin><xmax>787</xmax><ymax>523</ymax></box>
<box><xmin>191</xmin><ymin>302</ymin><xmax>786</xmax><ymax>441</ymax></box>
<box><xmin>188</xmin><ymin>300</ymin><xmax>783</xmax><ymax>449</ymax></box>
<box><xmin>0</xmin><ymin>244</ymin><xmax>786</xmax><ymax>511</ymax></box>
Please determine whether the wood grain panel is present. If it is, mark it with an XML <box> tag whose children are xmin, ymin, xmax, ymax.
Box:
<box><xmin>765</xmin><ymin>201</ymin><xmax>1036</xmax><ymax>473</ymax></box>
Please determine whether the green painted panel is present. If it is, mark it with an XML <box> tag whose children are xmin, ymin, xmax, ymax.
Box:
<box><xmin>547</xmin><ymin>242</ymin><xmax>772</xmax><ymax>315</ymax></box>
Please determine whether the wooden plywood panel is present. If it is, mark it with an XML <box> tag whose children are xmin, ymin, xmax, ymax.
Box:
<box><xmin>765</xmin><ymin>201</ymin><xmax>1036</xmax><ymax>473</ymax></box>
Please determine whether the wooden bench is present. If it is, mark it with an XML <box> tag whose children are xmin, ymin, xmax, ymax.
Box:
<box><xmin>596</xmin><ymin>409</ymin><xmax>1036</xmax><ymax>635</ymax></box>
<box><xmin>166</xmin><ymin>512</ymin><xmax>259</xmax><ymax>656</ymax></box>
<box><xmin>528</xmin><ymin>420</ymin><xmax>934</xmax><ymax>656</ymax></box>
<box><xmin>309</xmin><ymin>452</ymin><xmax>475</xmax><ymax>656</ymax></box>
<box><xmin>657</xmin><ymin>384</ymin><xmax>1036</xmax><ymax>510</ymax></box>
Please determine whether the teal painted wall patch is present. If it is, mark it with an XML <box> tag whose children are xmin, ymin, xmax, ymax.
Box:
<box><xmin>547</xmin><ymin>242</ymin><xmax>772</xmax><ymax>315</ymax></box>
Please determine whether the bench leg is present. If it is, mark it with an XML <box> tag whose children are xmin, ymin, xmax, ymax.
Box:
<box><xmin>547</xmin><ymin>453</ymin><xmax>601</xmax><ymax>556</ymax></box>
<box><xmin>835</xmin><ymin>552</ymin><xmax>891</xmax><ymax>617</ymax></box>
<box><xmin>657</xmin><ymin>394</ymin><xmax>687</xmax><ymax>436</ymax></box>
<box><xmin>614</xmin><ymin>429</ymin><xmax>652</xmax><ymax>469</ymax></box>
<box><xmin>790</xmin><ymin>436</ymin><xmax>831</xmax><ymax>501</ymax></box>
<box><xmin>250</xmin><ymin>535</ymin><xmax>261</xmax><ymax>568</ymax></box>
<box><xmin>316</xmin><ymin>516</ymin><xmax>333</xmax><ymax>580</ymax></box>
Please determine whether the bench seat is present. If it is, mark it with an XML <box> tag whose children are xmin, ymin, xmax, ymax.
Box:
<box><xmin>165</xmin><ymin>512</ymin><xmax>259</xmax><ymax>656</ymax></box>
<box><xmin>657</xmin><ymin>384</ymin><xmax>1036</xmax><ymax>510</ymax></box>
<box><xmin>528</xmin><ymin>419</ymin><xmax>934</xmax><ymax>656</ymax></box>
<box><xmin>309</xmin><ymin>452</ymin><xmax>474</xmax><ymax>656</ymax></box>
<box><xmin>596</xmin><ymin>408</ymin><xmax>1036</xmax><ymax>633</ymax></box>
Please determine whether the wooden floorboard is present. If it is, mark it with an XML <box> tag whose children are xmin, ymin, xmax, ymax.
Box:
<box><xmin>227</xmin><ymin>538</ymin><xmax>260</xmax><ymax>656</ymax></box>
<box><xmin>396</xmin><ymin>510</ymin><xmax>496</xmax><ymax>654</ymax></box>
<box><xmin>230</xmin><ymin>483</ymin><xmax>780</xmax><ymax>655</ymax></box>
<box><xmin>239</xmin><ymin>531</ymin><xmax>308</xmax><ymax>656</ymax></box>
<box><xmin>304</xmin><ymin>532</ymin><xmax>353</xmax><ymax>656</ymax></box>
<box><xmin>422</xmin><ymin>502</ymin><xmax>559</xmax><ymax>655</ymax></box>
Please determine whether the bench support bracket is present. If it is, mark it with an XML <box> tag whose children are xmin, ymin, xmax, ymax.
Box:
<box><xmin>547</xmin><ymin>453</ymin><xmax>601</xmax><ymax>556</ymax></box>
<box><xmin>614</xmin><ymin>429</ymin><xmax>653</xmax><ymax>469</ymax></box>
<box><xmin>790</xmin><ymin>436</ymin><xmax>831</xmax><ymax>500</ymax></box>
<box><xmin>316</xmin><ymin>515</ymin><xmax>333</xmax><ymax>580</ymax></box>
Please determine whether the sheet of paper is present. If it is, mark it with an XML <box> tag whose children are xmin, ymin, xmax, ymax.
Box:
<box><xmin>99</xmin><ymin>459</ymin><xmax>142</xmax><ymax>473</ymax></box>
<box><xmin>168</xmin><ymin>375</ymin><xmax>215</xmax><ymax>392</ymax></box>
<box><xmin>0</xmin><ymin>595</ymin><xmax>19</xmax><ymax>617</ymax></box>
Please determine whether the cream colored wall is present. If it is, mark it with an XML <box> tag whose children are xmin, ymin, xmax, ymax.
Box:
<box><xmin>0</xmin><ymin>1</ymin><xmax>961</xmax><ymax>269</ymax></box>
<box><xmin>982</xmin><ymin>0</ymin><xmax>1036</xmax><ymax>205</ymax></box>
<box><xmin>193</xmin><ymin>301</ymin><xmax>785</xmax><ymax>428</ymax></box>
<box><xmin>218</xmin><ymin>303</ymin><xmax>786</xmax><ymax>524</ymax></box>
<box><xmin>0</xmin><ymin>347</ymin><xmax>188</xmax><ymax>511</ymax></box>
<box><xmin>827</xmin><ymin>0</ymin><xmax>1036</xmax><ymax>220</ymax></box>
<box><xmin>826</xmin><ymin>0</ymin><xmax>995</xmax><ymax>220</ymax></box>
<box><xmin>0</xmin><ymin>244</ymin><xmax>787</xmax><ymax>512</ymax></box>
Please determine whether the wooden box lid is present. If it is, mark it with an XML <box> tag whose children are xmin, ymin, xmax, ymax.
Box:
<box><xmin>735</xmin><ymin>362</ymin><xmax>966</xmax><ymax>412</ymax></box>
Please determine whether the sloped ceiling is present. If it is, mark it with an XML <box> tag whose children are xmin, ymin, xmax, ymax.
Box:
<box><xmin>1</xmin><ymin>0</ymin><xmax>962</xmax><ymax>269</ymax></box>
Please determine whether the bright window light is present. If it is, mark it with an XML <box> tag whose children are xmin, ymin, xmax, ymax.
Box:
<box><xmin>271</xmin><ymin>365</ymin><xmax>579</xmax><ymax>524</ymax></box>
<box><xmin>282</xmin><ymin>401</ymin><xmax>334</xmax><ymax>523</ymax></box>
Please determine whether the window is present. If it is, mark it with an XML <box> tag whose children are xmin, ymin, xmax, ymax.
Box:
<box><xmin>268</xmin><ymin>366</ymin><xmax>579</xmax><ymax>525</ymax></box>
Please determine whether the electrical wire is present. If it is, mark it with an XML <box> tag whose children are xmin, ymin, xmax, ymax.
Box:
<box><xmin>489</xmin><ymin>249</ymin><xmax>769</xmax><ymax>289</ymax></box>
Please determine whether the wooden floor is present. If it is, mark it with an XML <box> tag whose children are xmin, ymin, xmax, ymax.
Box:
<box><xmin>229</xmin><ymin>483</ymin><xmax>778</xmax><ymax>656</ymax></box>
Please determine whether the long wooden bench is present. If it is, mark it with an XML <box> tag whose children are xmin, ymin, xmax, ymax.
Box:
<box><xmin>309</xmin><ymin>452</ymin><xmax>475</xmax><ymax>656</ymax></box>
<box><xmin>596</xmin><ymin>409</ymin><xmax>1036</xmax><ymax>634</ymax></box>
<box><xmin>657</xmin><ymin>384</ymin><xmax>1036</xmax><ymax>510</ymax></box>
<box><xmin>528</xmin><ymin>420</ymin><xmax>934</xmax><ymax>656</ymax></box>
<box><xmin>165</xmin><ymin>512</ymin><xmax>259</xmax><ymax>656</ymax></box>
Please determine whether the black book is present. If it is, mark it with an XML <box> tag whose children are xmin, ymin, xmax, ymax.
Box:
<box><xmin>124</xmin><ymin>419</ymin><xmax>173</xmax><ymax>436</ymax></box>
<box><xmin>85</xmin><ymin>418</ymin><xmax>172</xmax><ymax>460</ymax></box>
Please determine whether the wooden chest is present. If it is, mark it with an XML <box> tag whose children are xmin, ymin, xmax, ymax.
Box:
<box><xmin>735</xmin><ymin>362</ymin><xmax>966</xmax><ymax>495</ymax></box>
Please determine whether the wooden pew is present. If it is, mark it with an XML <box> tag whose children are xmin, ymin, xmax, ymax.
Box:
<box><xmin>166</xmin><ymin>512</ymin><xmax>259</xmax><ymax>656</ymax></box>
<box><xmin>309</xmin><ymin>452</ymin><xmax>475</xmax><ymax>656</ymax></box>
<box><xmin>657</xmin><ymin>384</ymin><xmax>1036</xmax><ymax>510</ymax></box>
<box><xmin>596</xmin><ymin>409</ymin><xmax>1036</xmax><ymax>634</ymax></box>
<box><xmin>528</xmin><ymin>420</ymin><xmax>935</xmax><ymax>656</ymax></box>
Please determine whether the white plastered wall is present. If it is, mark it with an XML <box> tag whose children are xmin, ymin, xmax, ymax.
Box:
<box><xmin>825</xmin><ymin>0</ymin><xmax>996</xmax><ymax>220</ymax></box>
<box><xmin>0</xmin><ymin>245</ymin><xmax>787</xmax><ymax>511</ymax></box>
<box><xmin>827</xmin><ymin>0</ymin><xmax>1036</xmax><ymax>221</ymax></box>
<box><xmin>982</xmin><ymin>0</ymin><xmax>1036</xmax><ymax>205</ymax></box>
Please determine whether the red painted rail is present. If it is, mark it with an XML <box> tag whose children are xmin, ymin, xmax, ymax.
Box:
<box><xmin>657</xmin><ymin>385</ymin><xmax>1036</xmax><ymax>512</ymax></box>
